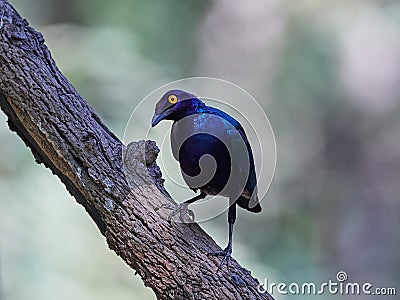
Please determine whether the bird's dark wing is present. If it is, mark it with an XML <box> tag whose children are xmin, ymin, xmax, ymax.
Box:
<box><xmin>236</xmin><ymin>131</ymin><xmax>261</xmax><ymax>212</ymax></box>
<box><xmin>205</xmin><ymin>107</ymin><xmax>261</xmax><ymax>213</ymax></box>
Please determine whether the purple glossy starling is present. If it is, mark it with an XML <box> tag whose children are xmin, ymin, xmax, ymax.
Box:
<box><xmin>151</xmin><ymin>89</ymin><xmax>261</xmax><ymax>269</ymax></box>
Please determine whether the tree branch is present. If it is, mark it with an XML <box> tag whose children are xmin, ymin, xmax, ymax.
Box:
<box><xmin>0</xmin><ymin>1</ymin><xmax>274</xmax><ymax>299</ymax></box>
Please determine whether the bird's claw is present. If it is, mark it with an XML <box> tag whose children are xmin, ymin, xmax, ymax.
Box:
<box><xmin>156</xmin><ymin>203</ymin><xmax>173</xmax><ymax>211</ymax></box>
<box><xmin>158</xmin><ymin>202</ymin><xmax>194</xmax><ymax>223</ymax></box>
<box><xmin>207</xmin><ymin>245</ymin><xmax>232</xmax><ymax>270</ymax></box>
<box><xmin>169</xmin><ymin>202</ymin><xmax>195</xmax><ymax>223</ymax></box>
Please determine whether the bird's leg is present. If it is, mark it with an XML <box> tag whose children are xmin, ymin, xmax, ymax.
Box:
<box><xmin>208</xmin><ymin>203</ymin><xmax>236</xmax><ymax>270</ymax></box>
<box><xmin>167</xmin><ymin>192</ymin><xmax>206</xmax><ymax>223</ymax></box>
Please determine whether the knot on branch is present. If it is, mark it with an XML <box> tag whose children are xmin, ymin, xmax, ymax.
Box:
<box><xmin>124</xmin><ymin>140</ymin><xmax>171</xmax><ymax>200</ymax></box>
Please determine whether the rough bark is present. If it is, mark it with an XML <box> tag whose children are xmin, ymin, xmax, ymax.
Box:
<box><xmin>0</xmin><ymin>1</ymin><xmax>274</xmax><ymax>299</ymax></box>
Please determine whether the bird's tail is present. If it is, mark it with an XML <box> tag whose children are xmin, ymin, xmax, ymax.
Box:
<box><xmin>236</xmin><ymin>195</ymin><xmax>262</xmax><ymax>213</ymax></box>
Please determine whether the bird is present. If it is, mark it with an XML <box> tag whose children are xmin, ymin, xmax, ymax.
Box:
<box><xmin>151</xmin><ymin>89</ymin><xmax>261</xmax><ymax>269</ymax></box>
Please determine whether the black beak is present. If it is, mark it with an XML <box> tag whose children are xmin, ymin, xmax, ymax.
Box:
<box><xmin>151</xmin><ymin>114</ymin><xmax>162</xmax><ymax>127</ymax></box>
<box><xmin>151</xmin><ymin>108</ymin><xmax>171</xmax><ymax>127</ymax></box>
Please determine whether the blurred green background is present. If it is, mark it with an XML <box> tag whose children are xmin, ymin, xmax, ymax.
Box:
<box><xmin>1</xmin><ymin>0</ymin><xmax>400</xmax><ymax>299</ymax></box>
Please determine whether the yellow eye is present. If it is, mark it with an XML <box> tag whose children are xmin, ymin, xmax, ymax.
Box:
<box><xmin>168</xmin><ymin>94</ymin><xmax>178</xmax><ymax>104</ymax></box>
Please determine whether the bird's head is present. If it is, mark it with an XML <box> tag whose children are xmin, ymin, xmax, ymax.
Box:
<box><xmin>151</xmin><ymin>89</ymin><xmax>205</xmax><ymax>127</ymax></box>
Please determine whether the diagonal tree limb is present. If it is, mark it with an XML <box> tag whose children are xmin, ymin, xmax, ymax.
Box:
<box><xmin>0</xmin><ymin>1</ymin><xmax>274</xmax><ymax>299</ymax></box>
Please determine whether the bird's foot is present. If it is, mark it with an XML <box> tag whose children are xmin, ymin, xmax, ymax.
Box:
<box><xmin>207</xmin><ymin>244</ymin><xmax>232</xmax><ymax>271</ymax></box>
<box><xmin>158</xmin><ymin>202</ymin><xmax>194</xmax><ymax>223</ymax></box>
